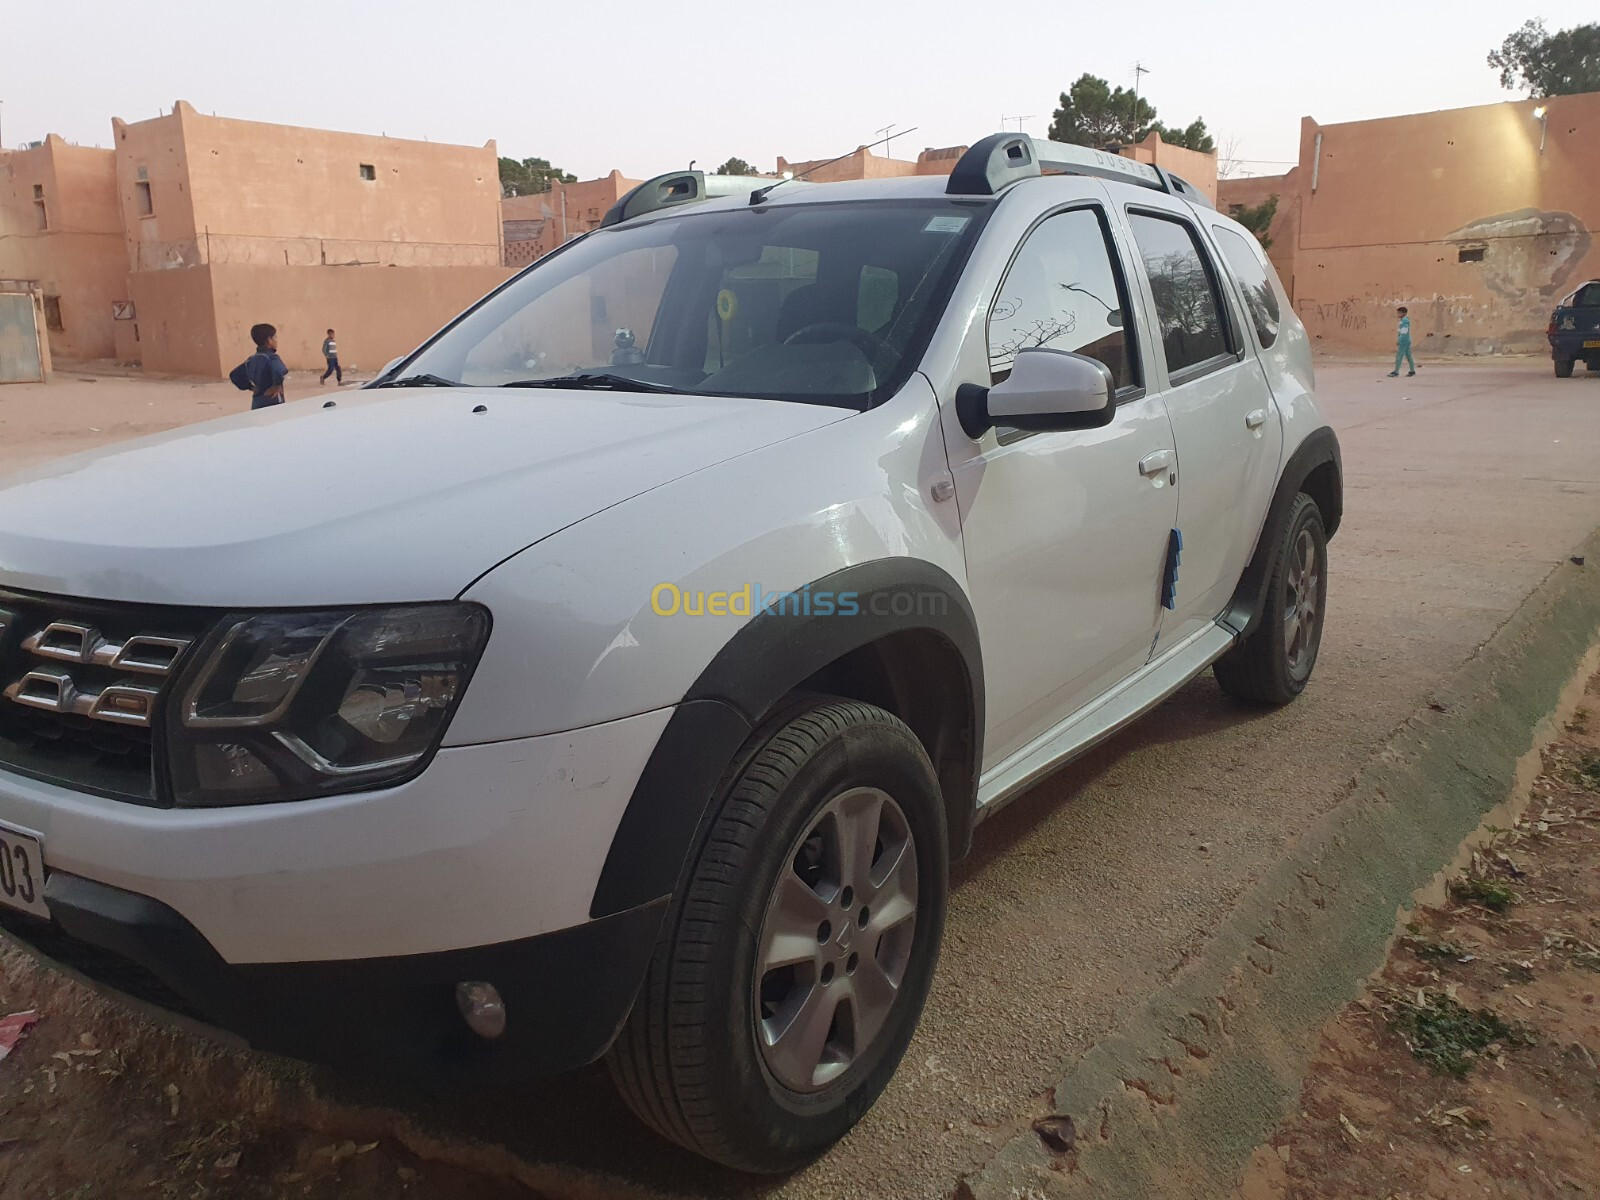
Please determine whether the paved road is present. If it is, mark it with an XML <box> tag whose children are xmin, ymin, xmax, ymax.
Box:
<box><xmin>5</xmin><ymin>360</ymin><xmax>1599</xmax><ymax>1199</ymax></box>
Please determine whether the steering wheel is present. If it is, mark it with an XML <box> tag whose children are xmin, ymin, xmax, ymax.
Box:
<box><xmin>782</xmin><ymin>321</ymin><xmax>889</xmax><ymax>363</ymax></box>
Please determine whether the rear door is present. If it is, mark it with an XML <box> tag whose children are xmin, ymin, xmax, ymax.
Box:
<box><xmin>1122</xmin><ymin>203</ymin><xmax>1281</xmax><ymax>653</ymax></box>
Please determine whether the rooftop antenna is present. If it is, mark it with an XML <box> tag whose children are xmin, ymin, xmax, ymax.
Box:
<box><xmin>749</xmin><ymin>125</ymin><xmax>919</xmax><ymax>205</ymax></box>
<box><xmin>1001</xmin><ymin>114</ymin><xmax>1035</xmax><ymax>134</ymax></box>
<box><xmin>1131</xmin><ymin>61</ymin><xmax>1151</xmax><ymax>139</ymax></box>
<box><xmin>874</xmin><ymin>123</ymin><xmax>900</xmax><ymax>158</ymax></box>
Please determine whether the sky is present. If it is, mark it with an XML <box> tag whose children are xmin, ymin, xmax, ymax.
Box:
<box><xmin>3</xmin><ymin>1</ymin><xmax>1593</xmax><ymax>180</ymax></box>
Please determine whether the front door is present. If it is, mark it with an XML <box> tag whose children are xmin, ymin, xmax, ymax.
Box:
<box><xmin>948</xmin><ymin>204</ymin><xmax>1178</xmax><ymax>769</ymax></box>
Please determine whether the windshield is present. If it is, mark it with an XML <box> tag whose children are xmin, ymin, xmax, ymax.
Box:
<box><xmin>400</xmin><ymin>198</ymin><xmax>990</xmax><ymax>407</ymax></box>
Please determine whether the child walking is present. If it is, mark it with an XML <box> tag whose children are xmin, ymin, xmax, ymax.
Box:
<box><xmin>1387</xmin><ymin>306</ymin><xmax>1416</xmax><ymax>377</ymax></box>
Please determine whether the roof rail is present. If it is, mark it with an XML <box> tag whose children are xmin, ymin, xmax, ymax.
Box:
<box><xmin>946</xmin><ymin>133</ymin><xmax>1214</xmax><ymax>209</ymax></box>
<box><xmin>600</xmin><ymin>171</ymin><xmax>805</xmax><ymax>229</ymax></box>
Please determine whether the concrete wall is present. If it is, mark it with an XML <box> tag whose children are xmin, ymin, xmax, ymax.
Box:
<box><xmin>0</xmin><ymin>137</ymin><xmax>127</xmax><ymax>361</ymax></box>
<box><xmin>1256</xmin><ymin>96</ymin><xmax>1600</xmax><ymax>355</ymax></box>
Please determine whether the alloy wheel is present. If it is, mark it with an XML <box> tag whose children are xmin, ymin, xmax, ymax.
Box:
<box><xmin>753</xmin><ymin>786</ymin><xmax>919</xmax><ymax>1093</ymax></box>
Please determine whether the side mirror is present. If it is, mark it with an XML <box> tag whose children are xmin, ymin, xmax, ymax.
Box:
<box><xmin>957</xmin><ymin>348</ymin><xmax>1116</xmax><ymax>439</ymax></box>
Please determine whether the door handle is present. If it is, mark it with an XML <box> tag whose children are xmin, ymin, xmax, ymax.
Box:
<box><xmin>1245</xmin><ymin>409</ymin><xmax>1267</xmax><ymax>430</ymax></box>
<box><xmin>1138</xmin><ymin>449</ymin><xmax>1175</xmax><ymax>478</ymax></box>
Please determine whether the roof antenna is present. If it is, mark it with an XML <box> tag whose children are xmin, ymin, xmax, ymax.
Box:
<box><xmin>749</xmin><ymin>125</ymin><xmax>919</xmax><ymax>205</ymax></box>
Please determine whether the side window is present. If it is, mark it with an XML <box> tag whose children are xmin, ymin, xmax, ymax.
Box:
<box><xmin>1127</xmin><ymin>212</ymin><xmax>1231</xmax><ymax>376</ymax></box>
<box><xmin>1212</xmin><ymin>226</ymin><xmax>1280</xmax><ymax>348</ymax></box>
<box><xmin>987</xmin><ymin>207</ymin><xmax>1138</xmax><ymax>391</ymax></box>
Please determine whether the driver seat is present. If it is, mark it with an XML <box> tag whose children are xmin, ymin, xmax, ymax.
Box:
<box><xmin>775</xmin><ymin>284</ymin><xmax>855</xmax><ymax>342</ymax></box>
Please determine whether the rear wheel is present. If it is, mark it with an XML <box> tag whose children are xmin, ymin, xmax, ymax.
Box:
<box><xmin>1555</xmin><ymin>357</ymin><xmax>1574</xmax><ymax>378</ymax></box>
<box><xmin>1215</xmin><ymin>492</ymin><xmax>1328</xmax><ymax>705</ymax></box>
<box><xmin>606</xmin><ymin>697</ymin><xmax>948</xmax><ymax>1173</ymax></box>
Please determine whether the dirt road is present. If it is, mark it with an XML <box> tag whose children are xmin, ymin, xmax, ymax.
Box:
<box><xmin>2</xmin><ymin>359</ymin><xmax>1599</xmax><ymax>1199</ymax></box>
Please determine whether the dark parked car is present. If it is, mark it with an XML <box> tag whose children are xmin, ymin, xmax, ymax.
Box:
<box><xmin>1549</xmin><ymin>280</ymin><xmax>1600</xmax><ymax>377</ymax></box>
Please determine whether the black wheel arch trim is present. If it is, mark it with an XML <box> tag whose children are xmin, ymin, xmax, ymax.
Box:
<box><xmin>589</xmin><ymin>557</ymin><xmax>984</xmax><ymax>919</ymax></box>
<box><xmin>1221</xmin><ymin>424</ymin><xmax>1343</xmax><ymax>640</ymax></box>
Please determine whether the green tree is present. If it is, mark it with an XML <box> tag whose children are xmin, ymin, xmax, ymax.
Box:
<box><xmin>1048</xmin><ymin>74</ymin><xmax>1215</xmax><ymax>155</ymax></box>
<box><xmin>1230</xmin><ymin>194</ymin><xmax>1279</xmax><ymax>251</ymax></box>
<box><xmin>715</xmin><ymin>157</ymin><xmax>757</xmax><ymax>176</ymax></box>
<box><xmin>1150</xmin><ymin>117</ymin><xmax>1216</xmax><ymax>154</ymax></box>
<box><xmin>498</xmin><ymin>156</ymin><xmax>577</xmax><ymax>197</ymax></box>
<box><xmin>1048</xmin><ymin>73</ymin><xmax>1158</xmax><ymax>147</ymax></box>
<box><xmin>1488</xmin><ymin>19</ymin><xmax>1600</xmax><ymax>97</ymax></box>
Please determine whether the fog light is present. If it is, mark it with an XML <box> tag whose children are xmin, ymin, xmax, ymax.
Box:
<box><xmin>455</xmin><ymin>981</ymin><xmax>506</xmax><ymax>1040</ymax></box>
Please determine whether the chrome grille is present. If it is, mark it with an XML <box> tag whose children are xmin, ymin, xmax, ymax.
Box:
<box><xmin>0</xmin><ymin>590</ymin><xmax>207</xmax><ymax>804</ymax></box>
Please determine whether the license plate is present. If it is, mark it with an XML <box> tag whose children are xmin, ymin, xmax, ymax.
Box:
<box><xmin>1584</xmin><ymin>339</ymin><xmax>1600</xmax><ymax>349</ymax></box>
<box><xmin>0</xmin><ymin>822</ymin><xmax>49</xmax><ymax>919</ymax></box>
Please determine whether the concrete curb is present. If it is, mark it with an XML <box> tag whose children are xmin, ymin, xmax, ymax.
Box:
<box><xmin>959</xmin><ymin>535</ymin><xmax>1600</xmax><ymax>1200</ymax></box>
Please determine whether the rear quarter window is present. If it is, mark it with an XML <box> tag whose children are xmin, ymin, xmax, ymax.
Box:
<box><xmin>1212</xmin><ymin>226</ymin><xmax>1280</xmax><ymax>349</ymax></box>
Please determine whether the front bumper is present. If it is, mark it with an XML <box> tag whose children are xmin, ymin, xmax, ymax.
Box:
<box><xmin>0</xmin><ymin>873</ymin><xmax>665</xmax><ymax>1082</ymax></box>
<box><xmin>0</xmin><ymin>705</ymin><xmax>676</xmax><ymax>1081</ymax></box>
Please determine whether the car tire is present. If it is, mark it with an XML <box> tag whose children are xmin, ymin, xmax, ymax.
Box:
<box><xmin>606</xmin><ymin>696</ymin><xmax>948</xmax><ymax>1173</ymax></box>
<box><xmin>1214</xmin><ymin>492</ymin><xmax>1328</xmax><ymax>706</ymax></box>
<box><xmin>1555</xmin><ymin>357</ymin><xmax>1574</xmax><ymax>378</ymax></box>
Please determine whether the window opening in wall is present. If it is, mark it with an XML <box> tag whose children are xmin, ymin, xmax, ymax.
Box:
<box><xmin>135</xmin><ymin>181</ymin><xmax>154</xmax><ymax>216</ymax></box>
<box><xmin>359</xmin><ymin>163</ymin><xmax>376</xmax><ymax>181</ymax></box>
<box><xmin>44</xmin><ymin>296</ymin><xmax>64</xmax><ymax>331</ymax></box>
<box><xmin>1457</xmin><ymin>245</ymin><xmax>1486</xmax><ymax>263</ymax></box>
<box><xmin>33</xmin><ymin>184</ymin><xmax>48</xmax><ymax>229</ymax></box>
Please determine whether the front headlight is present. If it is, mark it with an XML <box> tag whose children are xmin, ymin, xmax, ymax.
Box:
<box><xmin>166</xmin><ymin>603</ymin><xmax>489</xmax><ymax>807</ymax></box>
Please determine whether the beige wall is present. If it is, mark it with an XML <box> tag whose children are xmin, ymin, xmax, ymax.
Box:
<box><xmin>0</xmin><ymin>137</ymin><xmax>127</xmax><ymax>361</ymax></box>
<box><xmin>1217</xmin><ymin>170</ymin><xmax>1300</xmax><ymax>288</ymax></box>
<box><xmin>131</xmin><ymin>263</ymin><xmax>514</xmax><ymax>377</ymax></box>
<box><xmin>105</xmin><ymin>103</ymin><xmax>509</xmax><ymax>376</ymax></box>
<box><xmin>502</xmin><ymin>171</ymin><xmax>640</xmax><ymax>266</ymax></box>
<box><xmin>112</xmin><ymin>102</ymin><xmax>501</xmax><ymax>271</ymax></box>
<box><xmin>1120</xmin><ymin>130</ymin><xmax>1219</xmax><ymax>203</ymax></box>
<box><xmin>1247</xmin><ymin>96</ymin><xmax>1600</xmax><ymax>355</ymax></box>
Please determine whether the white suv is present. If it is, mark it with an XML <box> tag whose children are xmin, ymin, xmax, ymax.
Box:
<box><xmin>0</xmin><ymin>134</ymin><xmax>1339</xmax><ymax>1172</ymax></box>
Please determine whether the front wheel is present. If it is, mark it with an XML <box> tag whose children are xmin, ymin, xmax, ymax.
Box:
<box><xmin>1555</xmin><ymin>357</ymin><xmax>1574</xmax><ymax>378</ymax></box>
<box><xmin>1215</xmin><ymin>492</ymin><xmax>1328</xmax><ymax>705</ymax></box>
<box><xmin>606</xmin><ymin>697</ymin><xmax>948</xmax><ymax>1172</ymax></box>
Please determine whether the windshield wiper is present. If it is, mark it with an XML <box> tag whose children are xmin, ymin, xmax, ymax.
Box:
<box><xmin>501</xmin><ymin>373</ymin><xmax>676</xmax><ymax>393</ymax></box>
<box><xmin>370</xmin><ymin>373</ymin><xmax>461</xmax><ymax>388</ymax></box>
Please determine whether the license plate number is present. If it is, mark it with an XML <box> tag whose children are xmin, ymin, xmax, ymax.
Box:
<box><xmin>0</xmin><ymin>822</ymin><xmax>49</xmax><ymax>919</ymax></box>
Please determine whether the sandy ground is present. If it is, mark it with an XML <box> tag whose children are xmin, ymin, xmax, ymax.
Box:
<box><xmin>1</xmin><ymin>357</ymin><xmax>1599</xmax><ymax>1199</ymax></box>
<box><xmin>1235</xmin><ymin>675</ymin><xmax>1600</xmax><ymax>1199</ymax></box>
<box><xmin>0</xmin><ymin>368</ymin><xmax>365</xmax><ymax>476</ymax></box>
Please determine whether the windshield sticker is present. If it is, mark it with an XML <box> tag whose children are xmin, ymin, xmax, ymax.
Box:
<box><xmin>923</xmin><ymin>215</ymin><xmax>970</xmax><ymax>234</ymax></box>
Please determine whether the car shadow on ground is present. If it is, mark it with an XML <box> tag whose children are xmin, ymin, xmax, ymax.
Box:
<box><xmin>319</xmin><ymin>672</ymin><xmax>1276</xmax><ymax>1197</ymax></box>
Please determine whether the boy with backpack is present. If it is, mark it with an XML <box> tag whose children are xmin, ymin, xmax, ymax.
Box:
<box><xmin>320</xmin><ymin>329</ymin><xmax>342</xmax><ymax>385</ymax></box>
<box><xmin>229</xmin><ymin>323</ymin><xmax>289</xmax><ymax>409</ymax></box>
<box><xmin>1387</xmin><ymin>306</ymin><xmax>1416</xmax><ymax>378</ymax></box>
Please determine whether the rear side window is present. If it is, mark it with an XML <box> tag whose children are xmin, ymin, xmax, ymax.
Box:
<box><xmin>1127</xmin><ymin>212</ymin><xmax>1231</xmax><ymax>376</ymax></box>
<box><xmin>987</xmin><ymin>206</ymin><xmax>1138</xmax><ymax>391</ymax></box>
<box><xmin>1213</xmin><ymin>226</ymin><xmax>1280</xmax><ymax>348</ymax></box>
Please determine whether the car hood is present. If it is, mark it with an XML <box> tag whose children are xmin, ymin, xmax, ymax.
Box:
<box><xmin>0</xmin><ymin>388</ymin><xmax>849</xmax><ymax>607</ymax></box>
